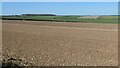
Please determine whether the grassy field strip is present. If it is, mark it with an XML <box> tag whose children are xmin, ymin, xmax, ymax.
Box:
<box><xmin>2</xmin><ymin>15</ymin><xmax>118</xmax><ymax>24</ymax></box>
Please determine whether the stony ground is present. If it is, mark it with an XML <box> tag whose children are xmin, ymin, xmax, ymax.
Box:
<box><xmin>2</xmin><ymin>20</ymin><xmax>118</xmax><ymax>66</ymax></box>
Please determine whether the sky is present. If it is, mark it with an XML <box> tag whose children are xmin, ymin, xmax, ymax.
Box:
<box><xmin>2</xmin><ymin>2</ymin><xmax>118</xmax><ymax>15</ymax></box>
<box><xmin>2</xmin><ymin>0</ymin><xmax>120</xmax><ymax>2</ymax></box>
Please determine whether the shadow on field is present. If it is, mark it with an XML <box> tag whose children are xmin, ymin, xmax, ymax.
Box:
<box><xmin>1</xmin><ymin>57</ymin><xmax>33</xmax><ymax>68</ymax></box>
<box><xmin>2</xmin><ymin>61</ymin><xmax>20</xmax><ymax>68</ymax></box>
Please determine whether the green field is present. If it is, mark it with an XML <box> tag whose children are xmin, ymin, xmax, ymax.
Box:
<box><xmin>2</xmin><ymin>15</ymin><xmax>118</xmax><ymax>24</ymax></box>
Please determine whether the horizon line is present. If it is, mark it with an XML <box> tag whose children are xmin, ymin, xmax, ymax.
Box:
<box><xmin>1</xmin><ymin>14</ymin><xmax>118</xmax><ymax>16</ymax></box>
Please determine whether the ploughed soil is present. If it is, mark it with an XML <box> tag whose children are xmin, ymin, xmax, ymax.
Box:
<box><xmin>2</xmin><ymin>20</ymin><xmax>118</xmax><ymax>66</ymax></box>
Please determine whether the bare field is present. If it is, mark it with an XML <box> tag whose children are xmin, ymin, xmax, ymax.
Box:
<box><xmin>2</xmin><ymin>20</ymin><xmax>118</xmax><ymax>66</ymax></box>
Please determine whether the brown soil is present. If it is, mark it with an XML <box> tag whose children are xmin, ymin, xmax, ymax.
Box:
<box><xmin>2</xmin><ymin>20</ymin><xmax>118</xmax><ymax>66</ymax></box>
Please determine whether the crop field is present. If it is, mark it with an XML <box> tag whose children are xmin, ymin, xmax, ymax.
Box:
<box><xmin>2</xmin><ymin>20</ymin><xmax>118</xmax><ymax>66</ymax></box>
<box><xmin>2</xmin><ymin>15</ymin><xmax>118</xmax><ymax>24</ymax></box>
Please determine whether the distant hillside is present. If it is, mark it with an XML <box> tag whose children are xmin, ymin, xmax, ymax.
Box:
<box><xmin>1</xmin><ymin>15</ymin><xmax>118</xmax><ymax>24</ymax></box>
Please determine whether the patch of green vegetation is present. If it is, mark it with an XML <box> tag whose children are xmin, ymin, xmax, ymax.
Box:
<box><xmin>2</xmin><ymin>15</ymin><xmax>118</xmax><ymax>24</ymax></box>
